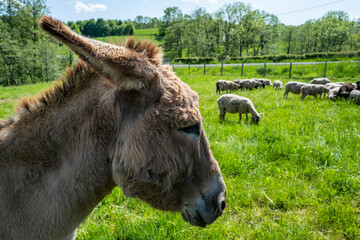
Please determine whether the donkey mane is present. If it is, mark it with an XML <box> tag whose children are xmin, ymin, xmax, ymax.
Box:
<box><xmin>17</xmin><ymin>62</ymin><xmax>97</xmax><ymax>120</ymax></box>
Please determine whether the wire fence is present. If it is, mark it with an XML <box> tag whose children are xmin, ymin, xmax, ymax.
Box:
<box><xmin>171</xmin><ymin>60</ymin><xmax>360</xmax><ymax>80</ymax></box>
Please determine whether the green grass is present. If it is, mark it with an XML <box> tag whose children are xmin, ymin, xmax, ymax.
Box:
<box><xmin>1</xmin><ymin>69</ymin><xmax>360</xmax><ymax>239</ymax></box>
<box><xmin>94</xmin><ymin>28</ymin><xmax>162</xmax><ymax>45</ymax></box>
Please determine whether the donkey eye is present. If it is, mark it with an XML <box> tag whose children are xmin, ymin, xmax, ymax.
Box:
<box><xmin>180</xmin><ymin>123</ymin><xmax>200</xmax><ymax>136</ymax></box>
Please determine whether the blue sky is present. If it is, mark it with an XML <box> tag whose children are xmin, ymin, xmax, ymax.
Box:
<box><xmin>46</xmin><ymin>0</ymin><xmax>360</xmax><ymax>26</ymax></box>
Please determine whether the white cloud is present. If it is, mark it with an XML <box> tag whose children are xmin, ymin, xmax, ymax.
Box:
<box><xmin>181</xmin><ymin>0</ymin><xmax>217</xmax><ymax>4</ymax></box>
<box><xmin>74</xmin><ymin>1</ymin><xmax>107</xmax><ymax>13</ymax></box>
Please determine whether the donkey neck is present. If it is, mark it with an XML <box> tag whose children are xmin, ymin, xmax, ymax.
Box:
<box><xmin>0</xmin><ymin>65</ymin><xmax>118</xmax><ymax>239</ymax></box>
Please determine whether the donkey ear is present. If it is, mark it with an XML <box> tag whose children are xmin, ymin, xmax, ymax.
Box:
<box><xmin>39</xmin><ymin>15</ymin><xmax>161</xmax><ymax>90</ymax></box>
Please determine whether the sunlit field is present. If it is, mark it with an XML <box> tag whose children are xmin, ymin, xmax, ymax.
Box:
<box><xmin>0</xmin><ymin>68</ymin><xmax>359</xmax><ymax>239</ymax></box>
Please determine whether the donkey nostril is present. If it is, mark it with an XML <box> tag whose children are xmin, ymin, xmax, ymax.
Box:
<box><xmin>220</xmin><ymin>200</ymin><xmax>226</xmax><ymax>211</ymax></box>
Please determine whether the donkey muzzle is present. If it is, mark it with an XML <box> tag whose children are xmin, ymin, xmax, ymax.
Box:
<box><xmin>181</xmin><ymin>173</ymin><xmax>226</xmax><ymax>227</ymax></box>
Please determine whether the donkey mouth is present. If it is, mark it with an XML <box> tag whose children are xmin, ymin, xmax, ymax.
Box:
<box><xmin>181</xmin><ymin>210</ymin><xmax>207</xmax><ymax>228</ymax></box>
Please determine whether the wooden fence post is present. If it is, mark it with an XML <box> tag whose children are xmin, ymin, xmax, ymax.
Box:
<box><xmin>203</xmin><ymin>62</ymin><xmax>206</xmax><ymax>75</ymax></box>
<box><xmin>263</xmin><ymin>63</ymin><xmax>266</xmax><ymax>77</ymax></box>
<box><xmin>188</xmin><ymin>63</ymin><xmax>190</xmax><ymax>75</ymax></box>
<box><xmin>221</xmin><ymin>60</ymin><xmax>224</xmax><ymax>76</ymax></box>
<box><xmin>324</xmin><ymin>61</ymin><xmax>327</xmax><ymax>78</ymax></box>
<box><xmin>241</xmin><ymin>62</ymin><xmax>244</xmax><ymax>76</ymax></box>
<box><xmin>289</xmin><ymin>62</ymin><xmax>292</xmax><ymax>79</ymax></box>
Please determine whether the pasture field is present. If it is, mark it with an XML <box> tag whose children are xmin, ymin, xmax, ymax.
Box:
<box><xmin>0</xmin><ymin>70</ymin><xmax>360</xmax><ymax>239</ymax></box>
<box><xmin>94</xmin><ymin>28</ymin><xmax>162</xmax><ymax>45</ymax></box>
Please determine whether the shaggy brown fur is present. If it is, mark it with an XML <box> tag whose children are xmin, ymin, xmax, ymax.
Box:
<box><xmin>0</xmin><ymin>16</ymin><xmax>226</xmax><ymax>240</ymax></box>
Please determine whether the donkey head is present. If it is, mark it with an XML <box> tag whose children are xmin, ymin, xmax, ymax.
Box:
<box><xmin>39</xmin><ymin>16</ymin><xmax>226</xmax><ymax>227</ymax></box>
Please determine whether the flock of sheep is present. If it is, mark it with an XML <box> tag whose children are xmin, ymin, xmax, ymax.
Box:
<box><xmin>216</xmin><ymin>78</ymin><xmax>360</xmax><ymax>124</ymax></box>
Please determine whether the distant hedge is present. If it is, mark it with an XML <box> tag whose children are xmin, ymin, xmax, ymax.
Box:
<box><xmin>173</xmin><ymin>50</ymin><xmax>360</xmax><ymax>64</ymax></box>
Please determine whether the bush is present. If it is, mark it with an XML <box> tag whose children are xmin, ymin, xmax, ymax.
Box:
<box><xmin>173</xmin><ymin>57</ymin><xmax>218</xmax><ymax>64</ymax></box>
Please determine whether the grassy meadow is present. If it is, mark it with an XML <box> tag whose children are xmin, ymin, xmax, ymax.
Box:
<box><xmin>96</xmin><ymin>28</ymin><xmax>162</xmax><ymax>45</ymax></box>
<box><xmin>0</xmin><ymin>67</ymin><xmax>360</xmax><ymax>239</ymax></box>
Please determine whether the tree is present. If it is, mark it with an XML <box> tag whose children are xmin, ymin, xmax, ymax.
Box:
<box><xmin>162</xmin><ymin>7</ymin><xmax>184</xmax><ymax>58</ymax></box>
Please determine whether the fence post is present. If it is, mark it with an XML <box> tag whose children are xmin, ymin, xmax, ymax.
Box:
<box><xmin>203</xmin><ymin>62</ymin><xmax>206</xmax><ymax>75</ymax></box>
<box><xmin>263</xmin><ymin>63</ymin><xmax>266</xmax><ymax>77</ymax></box>
<box><xmin>324</xmin><ymin>61</ymin><xmax>327</xmax><ymax>78</ymax></box>
<box><xmin>241</xmin><ymin>62</ymin><xmax>244</xmax><ymax>76</ymax></box>
<box><xmin>172</xmin><ymin>64</ymin><xmax>175</xmax><ymax>71</ymax></box>
<box><xmin>289</xmin><ymin>62</ymin><xmax>292</xmax><ymax>79</ymax></box>
<box><xmin>188</xmin><ymin>63</ymin><xmax>190</xmax><ymax>75</ymax></box>
<box><xmin>221</xmin><ymin>60</ymin><xmax>224</xmax><ymax>76</ymax></box>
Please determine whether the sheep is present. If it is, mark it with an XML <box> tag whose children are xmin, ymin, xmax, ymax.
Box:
<box><xmin>283</xmin><ymin>81</ymin><xmax>307</xmax><ymax>98</ymax></box>
<box><xmin>242</xmin><ymin>79</ymin><xmax>261</xmax><ymax>90</ymax></box>
<box><xmin>252</xmin><ymin>78</ymin><xmax>272</xmax><ymax>88</ymax></box>
<box><xmin>349</xmin><ymin>90</ymin><xmax>360</xmax><ymax>104</ymax></box>
<box><xmin>273</xmin><ymin>80</ymin><xmax>283</xmax><ymax>90</ymax></box>
<box><xmin>300</xmin><ymin>84</ymin><xmax>329</xmax><ymax>101</ymax></box>
<box><xmin>254</xmin><ymin>80</ymin><xmax>265</xmax><ymax>89</ymax></box>
<box><xmin>338</xmin><ymin>83</ymin><xmax>355</xmax><ymax>99</ymax></box>
<box><xmin>309</xmin><ymin>78</ymin><xmax>330</xmax><ymax>85</ymax></box>
<box><xmin>233</xmin><ymin>79</ymin><xmax>247</xmax><ymax>90</ymax></box>
<box><xmin>217</xmin><ymin>94</ymin><xmax>262</xmax><ymax>124</ymax></box>
<box><xmin>254</xmin><ymin>78</ymin><xmax>272</xmax><ymax>86</ymax></box>
<box><xmin>216</xmin><ymin>80</ymin><xmax>240</xmax><ymax>94</ymax></box>
<box><xmin>327</xmin><ymin>87</ymin><xmax>341</xmax><ymax>101</ymax></box>
<box><xmin>325</xmin><ymin>82</ymin><xmax>344</xmax><ymax>90</ymax></box>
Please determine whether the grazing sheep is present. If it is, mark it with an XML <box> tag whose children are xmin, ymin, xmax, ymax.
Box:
<box><xmin>242</xmin><ymin>79</ymin><xmax>261</xmax><ymax>90</ymax></box>
<box><xmin>300</xmin><ymin>84</ymin><xmax>329</xmax><ymax>101</ymax></box>
<box><xmin>325</xmin><ymin>82</ymin><xmax>344</xmax><ymax>90</ymax></box>
<box><xmin>349</xmin><ymin>90</ymin><xmax>360</xmax><ymax>104</ymax></box>
<box><xmin>254</xmin><ymin>78</ymin><xmax>272</xmax><ymax>86</ymax></box>
<box><xmin>233</xmin><ymin>79</ymin><xmax>247</xmax><ymax>90</ymax></box>
<box><xmin>216</xmin><ymin>80</ymin><xmax>240</xmax><ymax>94</ymax></box>
<box><xmin>233</xmin><ymin>79</ymin><xmax>246</xmax><ymax>85</ymax></box>
<box><xmin>254</xmin><ymin>80</ymin><xmax>263</xmax><ymax>89</ymax></box>
<box><xmin>283</xmin><ymin>81</ymin><xmax>307</xmax><ymax>98</ymax></box>
<box><xmin>217</xmin><ymin>94</ymin><xmax>262</xmax><ymax>124</ymax></box>
<box><xmin>273</xmin><ymin>80</ymin><xmax>283</xmax><ymax>90</ymax></box>
<box><xmin>327</xmin><ymin>87</ymin><xmax>341</xmax><ymax>101</ymax></box>
<box><xmin>309</xmin><ymin>78</ymin><xmax>330</xmax><ymax>85</ymax></box>
<box><xmin>252</xmin><ymin>78</ymin><xmax>272</xmax><ymax>88</ymax></box>
<box><xmin>338</xmin><ymin>83</ymin><xmax>355</xmax><ymax>99</ymax></box>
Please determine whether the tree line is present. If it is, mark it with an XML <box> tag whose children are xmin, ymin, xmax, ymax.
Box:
<box><xmin>161</xmin><ymin>3</ymin><xmax>360</xmax><ymax>60</ymax></box>
<box><xmin>65</xmin><ymin>16</ymin><xmax>162</xmax><ymax>38</ymax></box>
<box><xmin>0</xmin><ymin>0</ymin><xmax>63</xmax><ymax>85</ymax></box>
<box><xmin>67</xmin><ymin>19</ymin><xmax>135</xmax><ymax>38</ymax></box>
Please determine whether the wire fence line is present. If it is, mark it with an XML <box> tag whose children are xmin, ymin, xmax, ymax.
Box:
<box><xmin>171</xmin><ymin>60</ymin><xmax>360</xmax><ymax>78</ymax></box>
<box><xmin>172</xmin><ymin>60</ymin><xmax>360</xmax><ymax>68</ymax></box>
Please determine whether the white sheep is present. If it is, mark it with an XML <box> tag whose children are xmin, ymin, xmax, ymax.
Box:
<box><xmin>217</xmin><ymin>94</ymin><xmax>262</xmax><ymax>124</ymax></box>
<box><xmin>309</xmin><ymin>78</ymin><xmax>331</xmax><ymax>85</ymax></box>
<box><xmin>327</xmin><ymin>87</ymin><xmax>341</xmax><ymax>100</ymax></box>
<box><xmin>216</xmin><ymin>80</ymin><xmax>240</xmax><ymax>94</ymax></box>
<box><xmin>253</xmin><ymin>78</ymin><xmax>272</xmax><ymax>86</ymax></box>
<box><xmin>273</xmin><ymin>80</ymin><xmax>283</xmax><ymax>90</ymax></box>
<box><xmin>242</xmin><ymin>79</ymin><xmax>262</xmax><ymax>90</ymax></box>
<box><xmin>283</xmin><ymin>81</ymin><xmax>307</xmax><ymax>98</ymax></box>
<box><xmin>325</xmin><ymin>82</ymin><xmax>344</xmax><ymax>90</ymax></box>
<box><xmin>349</xmin><ymin>90</ymin><xmax>360</xmax><ymax>104</ymax></box>
<box><xmin>300</xmin><ymin>84</ymin><xmax>329</xmax><ymax>101</ymax></box>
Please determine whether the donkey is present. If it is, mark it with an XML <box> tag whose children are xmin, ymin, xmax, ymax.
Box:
<box><xmin>0</xmin><ymin>16</ymin><xmax>226</xmax><ymax>240</ymax></box>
